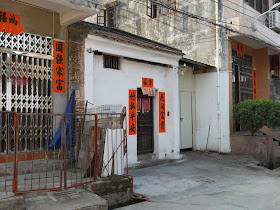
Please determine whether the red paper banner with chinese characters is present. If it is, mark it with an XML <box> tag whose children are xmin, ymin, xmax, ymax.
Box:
<box><xmin>0</xmin><ymin>10</ymin><xmax>24</xmax><ymax>34</ymax></box>
<box><xmin>253</xmin><ymin>69</ymin><xmax>257</xmax><ymax>99</ymax></box>
<box><xmin>129</xmin><ymin>90</ymin><xmax>137</xmax><ymax>135</ymax></box>
<box><xmin>237</xmin><ymin>42</ymin><xmax>244</xmax><ymax>58</ymax></box>
<box><xmin>142</xmin><ymin>78</ymin><xmax>154</xmax><ymax>87</ymax></box>
<box><xmin>53</xmin><ymin>40</ymin><xmax>65</xmax><ymax>93</ymax></box>
<box><xmin>142</xmin><ymin>98</ymin><xmax>150</xmax><ymax>112</ymax></box>
<box><xmin>159</xmin><ymin>92</ymin><xmax>165</xmax><ymax>133</ymax></box>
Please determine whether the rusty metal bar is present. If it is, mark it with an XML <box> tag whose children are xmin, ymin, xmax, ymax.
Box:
<box><xmin>12</xmin><ymin>114</ymin><xmax>18</xmax><ymax>192</ymax></box>
<box><xmin>94</xmin><ymin>114</ymin><xmax>98</xmax><ymax>180</ymax></box>
<box><xmin>62</xmin><ymin>115</ymin><xmax>67</xmax><ymax>189</ymax></box>
<box><xmin>1</xmin><ymin>110</ymin><xmax>127</xmax><ymax>194</ymax></box>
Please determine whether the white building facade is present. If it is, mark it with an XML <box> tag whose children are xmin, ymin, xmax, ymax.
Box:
<box><xmin>68</xmin><ymin>22</ymin><xmax>182</xmax><ymax>164</ymax></box>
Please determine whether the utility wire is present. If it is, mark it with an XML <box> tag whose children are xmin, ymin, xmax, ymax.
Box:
<box><xmin>135</xmin><ymin>0</ymin><xmax>280</xmax><ymax>49</ymax></box>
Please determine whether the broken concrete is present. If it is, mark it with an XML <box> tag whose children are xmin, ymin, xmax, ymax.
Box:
<box><xmin>84</xmin><ymin>175</ymin><xmax>132</xmax><ymax>206</ymax></box>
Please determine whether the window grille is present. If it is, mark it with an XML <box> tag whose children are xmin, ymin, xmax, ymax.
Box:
<box><xmin>244</xmin><ymin>0</ymin><xmax>269</xmax><ymax>14</ymax></box>
<box><xmin>146</xmin><ymin>0</ymin><xmax>176</xmax><ymax>18</ymax></box>
<box><xmin>103</xmin><ymin>54</ymin><xmax>120</xmax><ymax>70</ymax></box>
<box><xmin>0</xmin><ymin>32</ymin><xmax>52</xmax><ymax>56</ymax></box>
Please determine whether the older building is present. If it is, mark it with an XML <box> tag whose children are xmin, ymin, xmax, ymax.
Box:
<box><xmin>223</xmin><ymin>0</ymin><xmax>280</xmax><ymax>133</ymax></box>
<box><xmin>85</xmin><ymin>0</ymin><xmax>231</xmax><ymax>154</ymax></box>
<box><xmin>85</xmin><ymin>0</ymin><xmax>280</xmax><ymax>156</ymax></box>
<box><xmin>68</xmin><ymin>22</ymin><xmax>182</xmax><ymax>164</ymax></box>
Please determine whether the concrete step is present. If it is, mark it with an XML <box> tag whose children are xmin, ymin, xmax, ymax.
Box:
<box><xmin>24</xmin><ymin>189</ymin><xmax>108</xmax><ymax>210</ymax></box>
<box><xmin>0</xmin><ymin>189</ymin><xmax>108</xmax><ymax>210</ymax></box>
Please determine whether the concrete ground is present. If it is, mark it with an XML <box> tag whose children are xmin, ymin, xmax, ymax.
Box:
<box><xmin>118</xmin><ymin>151</ymin><xmax>280</xmax><ymax>210</ymax></box>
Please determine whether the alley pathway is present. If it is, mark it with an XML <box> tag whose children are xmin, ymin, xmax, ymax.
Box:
<box><xmin>118</xmin><ymin>151</ymin><xmax>280</xmax><ymax>210</ymax></box>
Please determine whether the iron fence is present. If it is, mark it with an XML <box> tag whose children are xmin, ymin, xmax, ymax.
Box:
<box><xmin>0</xmin><ymin>108</ymin><xmax>127</xmax><ymax>194</ymax></box>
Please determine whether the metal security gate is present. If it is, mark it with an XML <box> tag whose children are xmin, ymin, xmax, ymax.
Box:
<box><xmin>232</xmin><ymin>50</ymin><xmax>253</xmax><ymax>131</ymax></box>
<box><xmin>0</xmin><ymin>32</ymin><xmax>53</xmax><ymax>154</ymax></box>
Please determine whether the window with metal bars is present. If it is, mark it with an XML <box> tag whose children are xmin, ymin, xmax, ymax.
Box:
<box><xmin>97</xmin><ymin>5</ymin><xmax>117</xmax><ymax>27</ymax></box>
<box><xmin>244</xmin><ymin>0</ymin><xmax>269</xmax><ymax>13</ymax></box>
<box><xmin>146</xmin><ymin>0</ymin><xmax>176</xmax><ymax>18</ymax></box>
<box><xmin>103</xmin><ymin>54</ymin><xmax>120</xmax><ymax>70</ymax></box>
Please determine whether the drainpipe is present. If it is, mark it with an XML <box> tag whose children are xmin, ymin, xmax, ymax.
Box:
<box><xmin>216</xmin><ymin>0</ymin><xmax>221</xmax><ymax>153</ymax></box>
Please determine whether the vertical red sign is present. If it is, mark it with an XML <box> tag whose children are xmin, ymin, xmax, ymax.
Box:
<box><xmin>53</xmin><ymin>40</ymin><xmax>66</xmax><ymax>93</ymax></box>
<box><xmin>129</xmin><ymin>90</ymin><xmax>137</xmax><ymax>135</ymax></box>
<box><xmin>237</xmin><ymin>42</ymin><xmax>244</xmax><ymax>58</ymax></box>
<box><xmin>159</xmin><ymin>92</ymin><xmax>165</xmax><ymax>133</ymax></box>
<box><xmin>253</xmin><ymin>69</ymin><xmax>257</xmax><ymax>100</ymax></box>
<box><xmin>142</xmin><ymin>78</ymin><xmax>154</xmax><ymax>87</ymax></box>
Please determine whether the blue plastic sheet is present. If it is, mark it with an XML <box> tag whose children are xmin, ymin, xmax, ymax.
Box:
<box><xmin>49</xmin><ymin>90</ymin><xmax>76</xmax><ymax>162</ymax></box>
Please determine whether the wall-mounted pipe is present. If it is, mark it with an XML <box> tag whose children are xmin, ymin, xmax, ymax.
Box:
<box><xmin>216</xmin><ymin>0</ymin><xmax>221</xmax><ymax>153</ymax></box>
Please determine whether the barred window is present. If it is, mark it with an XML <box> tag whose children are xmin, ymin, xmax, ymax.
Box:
<box><xmin>244</xmin><ymin>0</ymin><xmax>269</xmax><ymax>13</ymax></box>
<box><xmin>103</xmin><ymin>54</ymin><xmax>120</xmax><ymax>70</ymax></box>
<box><xmin>146</xmin><ymin>0</ymin><xmax>176</xmax><ymax>18</ymax></box>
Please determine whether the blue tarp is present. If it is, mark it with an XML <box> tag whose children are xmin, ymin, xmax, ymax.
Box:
<box><xmin>49</xmin><ymin>90</ymin><xmax>76</xmax><ymax>162</ymax></box>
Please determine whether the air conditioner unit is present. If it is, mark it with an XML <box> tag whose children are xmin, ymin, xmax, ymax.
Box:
<box><xmin>269</xmin><ymin>10</ymin><xmax>280</xmax><ymax>32</ymax></box>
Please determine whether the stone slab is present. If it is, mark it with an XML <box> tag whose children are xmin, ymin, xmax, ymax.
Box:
<box><xmin>0</xmin><ymin>195</ymin><xmax>24</xmax><ymax>210</ymax></box>
<box><xmin>24</xmin><ymin>189</ymin><xmax>108</xmax><ymax>210</ymax></box>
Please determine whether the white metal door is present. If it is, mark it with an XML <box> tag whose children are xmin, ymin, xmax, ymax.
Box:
<box><xmin>180</xmin><ymin>91</ymin><xmax>192</xmax><ymax>149</ymax></box>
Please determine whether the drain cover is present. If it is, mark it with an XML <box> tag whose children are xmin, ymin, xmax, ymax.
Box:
<box><xmin>192</xmin><ymin>176</ymin><xmax>215</xmax><ymax>184</ymax></box>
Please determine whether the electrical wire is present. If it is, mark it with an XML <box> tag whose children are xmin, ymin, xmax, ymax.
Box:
<box><xmin>135</xmin><ymin>0</ymin><xmax>280</xmax><ymax>49</ymax></box>
<box><xmin>92</xmin><ymin>0</ymin><xmax>280</xmax><ymax>50</ymax></box>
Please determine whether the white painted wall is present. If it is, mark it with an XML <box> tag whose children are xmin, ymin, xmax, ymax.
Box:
<box><xmin>195</xmin><ymin>72</ymin><xmax>230</xmax><ymax>153</ymax></box>
<box><xmin>84</xmin><ymin>35</ymin><xmax>181</xmax><ymax>165</ymax></box>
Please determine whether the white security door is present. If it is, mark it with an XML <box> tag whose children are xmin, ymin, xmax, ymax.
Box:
<box><xmin>180</xmin><ymin>91</ymin><xmax>192</xmax><ymax>149</ymax></box>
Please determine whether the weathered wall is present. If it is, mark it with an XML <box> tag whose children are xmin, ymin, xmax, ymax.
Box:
<box><xmin>195</xmin><ymin>72</ymin><xmax>218</xmax><ymax>151</ymax></box>
<box><xmin>85</xmin><ymin>0</ymin><xmax>216</xmax><ymax>66</ymax></box>
<box><xmin>231</xmin><ymin>134</ymin><xmax>273</xmax><ymax>168</ymax></box>
<box><xmin>2</xmin><ymin>0</ymin><xmax>68</xmax><ymax>114</ymax></box>
<box><xmin>252</xmin><ymin>48</ymin><xmax>270</xmax><ymax>100</ymax></box>
<box><xmin>194</xmin><ymin>71</ymin><xmax>230</xmax><ymax>153</ymax></box>
<box><xmin>84</xmin><ymin>35</ymin><xmax>180</xmax><ymax>164</ymax></box>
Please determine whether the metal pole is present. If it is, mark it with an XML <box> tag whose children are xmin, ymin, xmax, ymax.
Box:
<box><xmin>94</xmin><ymin>114</ymin><xmax>98</xmax><ymax>180</ymax></box>
<box><xmin>216</xmin><ymin>0</ymin><xmax>221</xmax><ymax>153</ymax></box>
<box><xmin>12</xmin><ymin>114</ymin><xmax>18</xmax><ymax>192</ymax></box>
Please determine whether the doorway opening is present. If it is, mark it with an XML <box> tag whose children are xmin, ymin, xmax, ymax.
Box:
<box><xmin>137</xmin><ymin>88</ymin><xmax>154</xmax><ymax>155</ymax></box>
<box><xmin>232</xmin><ymin>50</ymin><xmax>253</xmax><ymax>132</ymax></box>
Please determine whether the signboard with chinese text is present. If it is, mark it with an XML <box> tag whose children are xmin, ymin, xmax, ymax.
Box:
<box><xmin>253</xmin><ymin>69</ymin><xmax>257</xmax><ymax>99</ymax></box>
<box><xmin>237</xmin><ymin>42</ymin><xmax>244</xmax><ymax>58</ymax></box>
<box><xmin>142</xmin><ymin>78</ymin><xmax>153</xmax><ymax>87</ymax></box>
<box><xmin>159</xmin><ymin>92</ymin><xmax>165</xmax><ymax>133</ymax></box>
<box><xmin>129</xmin><ymin>90</ymin><xmax>137</xmax><ymax>135</ymax></box>
<box><xmin>0</xmin><ymin>10</ymin><xmax>24</xmax><ymax>34</ymax></box>
<box><xmin>142</xmin><ymin>98</ymin><xmax>150</xmax><ymax>112</ymax></box>
<box><xmin>53</xmin><ymin>40</ymin><xmax>65</xmax><ymax>93</ymax></box>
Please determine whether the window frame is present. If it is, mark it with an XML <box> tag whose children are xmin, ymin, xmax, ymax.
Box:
<box><xmin>97</xmin><ymin>4</ymin><xmax>117</xmax><ymax>27</ymax></box>
<box><xmin>103</xmin><ymin>54</ymin><xmax>121</xmax><ymax>70</ymax></box>
<box><xmin>244</xmin><ymin>0</ymin><xmax>269</xmax><ymax>14</ymax></box>
<box><xmin>146</xmin><ymin>0</ymin><xmax>176</xmax><ymax>19</ymax></box>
